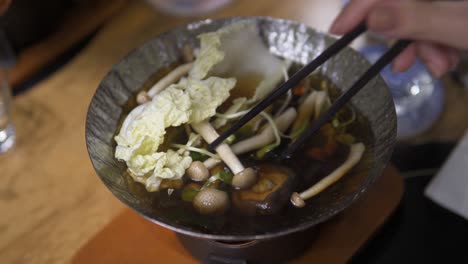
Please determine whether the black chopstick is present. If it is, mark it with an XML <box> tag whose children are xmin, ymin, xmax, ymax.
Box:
<box><xmin>283</xmin><ymin>39</ymin><xmax>411</xmax><ymax>158</ymax></box>
<box><xmin>208</xmin><ymin>22</ymin><xmax>367</xmax><ymax>150</ymax></box>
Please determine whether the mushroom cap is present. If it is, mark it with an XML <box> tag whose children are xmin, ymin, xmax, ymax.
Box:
<box><xmin>193</xmin><ymin>188</ymin><xmax>230</xmax><ymax>215</ymax></box>
<box><xmin>232</xmin><ymin>167</ymin><xmax>257</xmax><ymax>189</ymax></box>
<box><xmin>136</xmin><ymin>91</ymin><xmax>150</xmax><ymax>104</ymax></box>
<box><xmin>290</xmin><ymin>192</ymin><xmax>305</xmax><ymax>208</ymax></box>
<box><xmin>187</xmin><ymin>161</ymin><xmax>210</xmax><ymax>182</ymax></box>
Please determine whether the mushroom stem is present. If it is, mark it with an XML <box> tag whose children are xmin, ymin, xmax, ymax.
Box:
<box><xmin>192</xmin><ymin>120</ymin><xmax>257</xmax><ymax>189</ymax></box>
<box><xmin>231</xmin><ymin>107</ymin><xmax>297</xmax><ymax>155</ymax></box>
<box><xmin>191</xmin><ymin>120</ymin><xmax>245</xmax><ymax>174</ymax></box>
<box><xmin>291</xmin><ymin>91</ymin><xmax>317</xmax><ymax>133</ymax></box>
<box><xmin>146</xmin><ymin>62</ymin><xmax>194</xmax><ymax>98</ymax></box>
<box><xmin>203</xmin><ymin>157</ymin><xmax>221</xmax><ymax>170</ymax></box>
<box><xmin>202</xmin><ymin>108</ymin><xmax>297</xmax><ymax>170</ymax></box>
<box><xmin>314</xmin><ymin>91</ymin><xmax>327</xmax><ymax>119</ymax></box>
<box><xmin>213</xmin><ymin>98</ymin><xmax>247</xmax><ymax>129</ymax></box>
<box><xmin>290</xmin><ymin>143</ymin><xmax>365</xmax><ymax>207</ymax></box>
<box><xmin>182</xmin><ymin>44</ymin><xmax>195</xmax><ymax>62</ymax></box>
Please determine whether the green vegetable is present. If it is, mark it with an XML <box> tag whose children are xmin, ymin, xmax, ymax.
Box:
<box><xmin>217</xmin><ymin>171</ymin><xmax>233</xmax><ymax>184</ymax></box>
<box><xmin>252</xmin><ymin>111</ymin><xmax>281</xmax><ymax>157</ymax></box>
<box><xmin>181</xmin><ymin>186</ymin><xmax>199</xmax><ymax>202</ymax></box>
<box><xmin>256</xmin><ymin>143</ymin><xmax>279</xmax><ymax>159</ymax></box>
<box><xmin>201</xmin><ymin>176</ymin><xmax>218</xmax><ymax>190</ymax></box>
<box><xmin>333</xmin><ymin>106</ymin><xmax>356</xmax><ymax>129</ymax></box>
<box><xmin>225</xmin><ymin>135</ymin><xmax>236</xmax><ymax>145</ymax></box>
<box><xmin>234</xmin><ymin>125</ymin><xmax>254</xmax><ymax>141</ymax></box>
<box><xmin>291</xmin><ymin>122</ymin><xmax>308</xmax><ymax>140</ymax></box>
<box><xmin>200</xmin><ymin>171</ymin><xmax>233</xmax><ymax>190</ymax></box>
<box><xmin>190</xmin><ymin>151</ymin><xmax>208</xmax><ymax>161</ymax></box>
<box><xmin>332</xmin><ymin>118</ymin><xmax>340</xmax><ymax>128</ymax></box>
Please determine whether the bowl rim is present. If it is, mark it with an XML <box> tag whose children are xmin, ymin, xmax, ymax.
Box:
<box><xmin>85</xmin><ymin>15</ymin><xmax>396</xmax><ymax>241</ymax></box>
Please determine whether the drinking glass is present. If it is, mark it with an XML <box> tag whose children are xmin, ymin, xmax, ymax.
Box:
<box><xmin>360</xmin><ymin>44</ymin><xmax>444</xmax><ymax>140</ymax></box>
<box><xmin>0</xmin><ymin>68</ymin><xmax>15</xmax><ymax>153</ymax></box>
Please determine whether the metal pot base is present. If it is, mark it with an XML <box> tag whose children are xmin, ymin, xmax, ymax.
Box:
<box><xmin>177</xmin><ymin>227</ymin><xmax>317</xmax><ymax>264</ymax></box>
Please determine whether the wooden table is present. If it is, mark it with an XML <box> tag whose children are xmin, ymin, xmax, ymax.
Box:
<box><xmin>0</xmin><ymin>1</ymin><xmax>466</xmax><ymax>263</ymax></box>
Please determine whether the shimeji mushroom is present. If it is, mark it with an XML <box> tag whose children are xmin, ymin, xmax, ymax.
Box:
<box><xmin>231</xmin><ymin>107</ymin><xmax>297</xmax><ymax>155</ymax></box>
<box><xmin>290</xmin><ymin>143</ymin><xmax>366</xmax><ymax>208</ymax></box>
<box><xmin>193</xmin><ymin>188</ymin><xmax>230</xmax><ymax>215</ymax></box>
<box><xmin>203</xmin><ymin>157</ymin><xmax>221</xmax><ymax>170</ymax></box>
<box><xmin>291</xmin><ymin>91</ymin><xmax>317</xmax><ymax>135</ymax></box>
<box><xmin>290</xmin><ymin>90</ymin><xmax>327</xmax><ymax>138</ymax></box>
<box><xmin>192</xmin><ymin>120</ymin><xmax>257</xmax><ymax>189</ymax></box>
<box><xmin>136</xmin><ymin>62</ymin><xmax>194</xmax><ymax>104</ymax></box>
<box><xmin>201</xmin><ymin>107</ymin><xmax>297</xmax><ymax>170</ymax></box>
<box><xmin>313</xmin><ymin>91</ymin><xmax>327</xmax><ymax>119</ymax></box>
<box><xmin>186</xmin><ymin>161</ymin><xmax>210</xmax><ymax>182</ymax></box>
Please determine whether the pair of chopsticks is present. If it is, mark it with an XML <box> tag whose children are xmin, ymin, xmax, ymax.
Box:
<box><xmin>209</xmin><ymin>22</ymin><xmax>411</xmax><ymax>157</ymax></box>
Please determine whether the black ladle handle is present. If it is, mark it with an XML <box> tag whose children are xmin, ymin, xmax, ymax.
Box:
<box><xmin>284</xmin><ymin>39</ymin><xmax>412</xmax><ymax>158</ymax></box>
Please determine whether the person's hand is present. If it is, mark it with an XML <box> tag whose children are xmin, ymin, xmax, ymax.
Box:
<box><xmin>330</xmin><ymin>0</ymin><xmax>468</xmax><ymax>78</ymax></box>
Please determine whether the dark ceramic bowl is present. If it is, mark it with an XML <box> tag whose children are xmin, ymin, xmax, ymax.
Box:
<box><xmin>85</xmin><ymin>17</ymin><xmax>396</xmax><ymax>241</ymax></box>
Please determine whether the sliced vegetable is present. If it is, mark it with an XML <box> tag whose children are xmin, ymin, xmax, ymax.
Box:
<box><xmin>190</xmin><ymin>151</ymin><xmax>208</xmax><ymax>161</ymax></box>
<box><xmin>225</xmin><ymin>135</ymin><xmax>236</xmax><ymax>145</ymax></box>
<box><xmin>217</xmin><ymin>170</ymin><xmax>234</xmax><ymax>184</ymax></box>
<box><xmin>252</xmin><ymin>110</ymin><xmax>282</xmax><ymax>158</ymax></box>
<box><xmin>290</xmin><ymin>91</ymin><xmax>317</xmax><ymax>139</ymax></box>
<box><xmin>177</xmin><ymin>133</ymin><xmax>201</xmax><ymax>155</ymax></box>
<box><xmin>255</xmin><ymin>143</ymin><xmax>279</xmax><ymax>159</ymax></box>
<box><xmin>172</xmin><ymin>144</ymin><xmax>218</xmax><ymax>159</ymax></box>
<box><xmin>115</xmin><ymin>70</ymin><xmax>235</xmax><ymax>191</ymax></box>
<box><xmin>182</xmin><ymin>183</ymin><xmax>201</xmax><ymax>202</ymax></box>
<box><xmin>213</xmin><ymin>97</ymin><xmax>248</xmax><ymax>129</ymax></box>
<box><xmin>333</xmin><ymin>106</ymin><xmax>356</xmax><ymax>129</ymax></box>
<box><xmin>231</xmin><ymin>108</ymin><xmax>297</xmax><ymax>155</ymax></box>
<box><xmin>201</xmin><ymin>176</ymin><xmax>218</xmax><ymax>190</ymax></box>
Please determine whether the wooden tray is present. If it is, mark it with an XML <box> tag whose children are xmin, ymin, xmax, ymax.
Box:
<box><xmin>72</xmin><ymin>166</ymin><xmax>403</xmax><ymax>264</ymax></box>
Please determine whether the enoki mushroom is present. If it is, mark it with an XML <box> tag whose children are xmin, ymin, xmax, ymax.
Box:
<box><xmin>290</xmin><ymin>142</ymin><xmax>366</xmax><ymax>208</ymax></box>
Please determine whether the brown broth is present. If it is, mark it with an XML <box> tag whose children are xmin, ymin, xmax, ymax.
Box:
<box><xmin>115</xmin><ymin>64</ymin><xmax>374</xmax><ymax>235</ymax></box>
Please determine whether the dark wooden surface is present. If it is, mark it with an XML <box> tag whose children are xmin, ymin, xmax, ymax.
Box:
<box><xmin>6</xmin><ymin>0</ymin><xmax>128</xmax><ymax>88</ymax></box>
